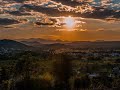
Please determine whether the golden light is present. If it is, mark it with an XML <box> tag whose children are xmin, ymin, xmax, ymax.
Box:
<box><xmin>64</xmin><ymin>16</ymin><xmax>76</xmax><ymax>29</ymax></box>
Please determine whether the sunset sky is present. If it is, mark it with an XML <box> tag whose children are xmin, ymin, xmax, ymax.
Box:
<box><xmin>0</xmin><ymin>0</ymin><xmax>120</xmax><ymax>41</ymax></box>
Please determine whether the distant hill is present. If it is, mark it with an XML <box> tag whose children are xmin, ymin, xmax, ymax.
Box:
<box><xmin>21</xmin><ymin>41</ymin><xmax>44</xmax><ymax>47</ymax></box>
<box><xmin>18</xmin><ymin>38</ymin><xmax>71</xmax><ymax>49</ymax></box>
<box><xmin>0</xmin><ymin>39</ymin><xmax>30</xmax><ymax>50</ymax></box>
<box><xmin>67</xmin><ymin>41</ymin><xmax>120</xmax><ymax>49</ymax></box>
<box><xmin>44</xmin><ymin>43</ymin><xmax>70</xmax><ymax>49</ymax></box>
<box><xmin>17</xmin><ymin>38</ymin><xmax>66</xmax><ymax>44</ymax></box>
<box><xmin>17</xmin><ymin>38</ymin><xmax>120</xmax><ymax>49</ymax></box>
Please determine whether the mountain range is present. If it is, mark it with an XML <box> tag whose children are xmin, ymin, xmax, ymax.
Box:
<box><xmin>0</xmin><ymin>38</ymin><xmax>120</xmax><ymax>50</ymax></box>
<box><xmin>17</xmin><ymin>38</ymin><xmax>120</xmax><ymax>49</ymax></box>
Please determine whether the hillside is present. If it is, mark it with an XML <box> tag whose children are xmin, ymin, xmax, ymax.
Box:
<box><xmin>0</xmin><ymin>39</ymin><xmax>29</xmax><ymax>49</ymax></box>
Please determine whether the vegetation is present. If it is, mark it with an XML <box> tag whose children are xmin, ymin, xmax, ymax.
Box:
<box><xmin>0</xmin><ymin>48</ymin><xmax>120</xmax><ymax>90</ymax></box>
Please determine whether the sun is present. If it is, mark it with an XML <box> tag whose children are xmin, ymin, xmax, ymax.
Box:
<box><xmin>64</xmin><ymin>16</ymin><xmax>75</xmax><ymax>29</ymax></box>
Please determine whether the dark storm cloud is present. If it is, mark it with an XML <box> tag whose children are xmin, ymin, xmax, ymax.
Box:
<box><xmin>0</xmin><ymin>18</ymin><xmax>20</xmax><ymax>25</ymax></box>
<box><xmin>2</xmin><ymin>0</ymin><xmax>120</xmax><ymax>19</ymax></box>
<box><xmin>50</xmin><ymin>0</ymin><xmax>120</xmax><ymax>19</ymax></box>
<box><xmin>20</xmin><ymin>3</ymin><xmax>120</xmax><ymax>19</ymax></box>
<box><xmin>8</xmin><ymin>11</ymin><xmax>31</xmax><ymax>16</ymax></box>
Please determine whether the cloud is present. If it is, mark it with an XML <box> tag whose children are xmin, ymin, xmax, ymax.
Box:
<box><xmin>0</xmin><ymin>0</ymin><xmax>120</xmax><ymax>27</ymax></box>
<box><xmin>96</xmin><ymin>28</ymin><xmax>105</xmax><ymax>31</ymax></box>
<box><xmin>0</xmin><ymin>18</ymin><xmax>20</xmax><ymax>25</ymax></box>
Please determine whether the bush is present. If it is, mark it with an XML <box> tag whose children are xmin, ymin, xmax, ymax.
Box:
<box><xmin>74</xmin><ymin>75</ymin><xmax>91</xmax><ymax>89</ymax></box>
<box><xmin>15</xmin><ymin>78</ymin><xmax>52</xmax><ymax>90</ymax></box>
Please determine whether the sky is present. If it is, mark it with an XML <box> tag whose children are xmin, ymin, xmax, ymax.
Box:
<box><xmin>0</xmin><ymin>0</ymin><xmax>120</xmax><ymax>41</ymax></box>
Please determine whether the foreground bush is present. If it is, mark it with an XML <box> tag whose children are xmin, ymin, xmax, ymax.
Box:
<box><xmin>15</xmin><ymin>78</ymin><xmax>52</xmax><ymax>90</ymax></box>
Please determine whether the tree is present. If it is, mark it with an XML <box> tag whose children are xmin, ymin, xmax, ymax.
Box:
<box><xmin>53</xmin><ymin>54</ymin><xmax>72</xmax><ymax>90</ymax></box>
<box><xmin>15</xmin><ymin>53</ymin><xmax>39</xmax><ymax>80</ymax></box>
